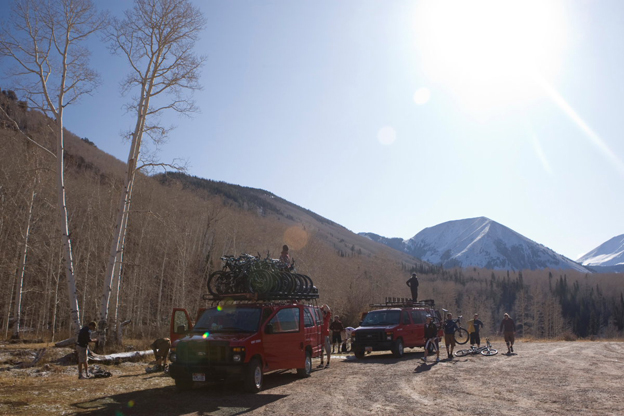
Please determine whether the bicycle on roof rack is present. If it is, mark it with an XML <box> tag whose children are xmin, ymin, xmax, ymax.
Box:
<box><xmin>206</xmin><ymin>253</ymin><xmax>316</xmax><ymax>299</ymax></box>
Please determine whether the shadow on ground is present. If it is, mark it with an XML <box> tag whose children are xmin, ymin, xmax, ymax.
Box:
<box><xmin>72</xmin><ymin>372</ymin><xmax>297</xmax><ymax>416</ymax></box>
<box><xmin>342</xmin><ymin>349</ymin><xmax>426</xmax><ymax>365</ymax></box>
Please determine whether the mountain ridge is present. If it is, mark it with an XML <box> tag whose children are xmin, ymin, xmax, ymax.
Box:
<box><xmin>361</xmin><ymin>217</ymin><xmax>590</xmax><ymax>272</ymax></box>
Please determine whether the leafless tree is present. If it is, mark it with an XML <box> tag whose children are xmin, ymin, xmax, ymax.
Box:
<box><xmin>0</xmin><ymin>0</ymin><xmax>107</xmax><ymax>336</ymax></box>
<box><xmin>97</xmin><ymin>0</ymin><xmax>206</xmax><ymax>349</ymax></box>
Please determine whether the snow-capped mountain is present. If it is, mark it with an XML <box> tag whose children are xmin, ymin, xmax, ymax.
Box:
<box><xmin>361</xmin><ymin>217</ymin><xmax>590</xmax><ymax>272</ymax></box>
<box><xmin>577</xmin><ymin>234</ymin><xmax>624</xmax><ymax>273</ymax></box>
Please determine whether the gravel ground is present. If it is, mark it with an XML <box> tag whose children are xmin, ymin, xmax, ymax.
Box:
<box><xmin>1</xmin><ymin>340</ymin><xmax>623</xmax><ymax>415</ymax></box>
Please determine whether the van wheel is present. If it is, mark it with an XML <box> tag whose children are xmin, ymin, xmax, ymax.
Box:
<box><xmin>174</xmin><ymin>378</ymin><xmax>193</xmax><ymax>392</ymax></box>
<box><xmin>354</xmin><ymin>348</ymin><xmax>365</xmax><ymax>359</ymax></box>
<box><xmin>244</xmin><ymin>358</ymin><xmax>263</xmax><ymax>393</ymax></box>
<box><xmin>392</xmin><ymin>339</ymin><xmax>404</xmax><ymax>358</ymax></box>
<box><xmin>296</xmin><ymin>350</ymin><xmax>312</xmax><ymax>378</ymax></box>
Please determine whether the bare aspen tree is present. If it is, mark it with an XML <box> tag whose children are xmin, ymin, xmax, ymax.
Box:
<box><xmin>0</xmin><ymin>0</ymin><xmax>106</xmax><ymax>336</ymax></box>
<box><xmin>98</xmin><ymin>0</ymin><xmax>205</xmax><ymax>350</ymax></box>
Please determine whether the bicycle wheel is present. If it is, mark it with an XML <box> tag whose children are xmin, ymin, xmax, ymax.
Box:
<box><xmin>481</xmin><ymin>348</ymin><xmax>498</xmax><ymax>356</ymax></box>
<box><xmin>454</xmin><ymin>349</ymin><xmax>470</xmax><ymax>357</ymax></box>
<box><xmin>207</xmin><ymin>271</ymin><xmax>231</xmax><ymax>295</ymax></box>
<box><xmin>248</xmin><ymin>269</ymin><xmax>272</xmax><ymax>294</ymax></box>
<box><xmin>454</xmin><ymin>328</ymin><xmax>469</xmax><ymax>345</ymax></box>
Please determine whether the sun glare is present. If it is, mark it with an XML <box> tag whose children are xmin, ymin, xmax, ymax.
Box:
<box><xmin>414</xmin><ymin>0</ymin><xmax>568</xmax><ymax>110</ymax></box>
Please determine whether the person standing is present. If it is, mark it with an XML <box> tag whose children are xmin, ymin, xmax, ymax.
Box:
<box><xmin>421</xmin><ymin>315</ymin><xmax>440</xmax><ymax>363</ymax></box>
<box><xmin>443</xmin><ymin>313</ymin><xmax>458</xmax><ymax>359</ymax></box>
<box><xmin>279</xmin><ymin>245</ymin><xmax>293</xmax><ymax>270</ymax></box>
<box><xmin>318</xmin><ymin>304</ymin><xmax>332</xmax><ymax>368</ymax></box>
<box><xmin>467</xmin><ymin>313</ymin><xmax>484</xmax><ymax>348</ymax></box>
<box><xmin>76</xmin><ymin>321</ymin><xmax>97</xmax><ymax>379</ymax></box>
<box><xmin>499</xmin><ymin>313</ymin><xmax>516</xmax><ymax>354</ymax></box>
<box><xmin>342</xmin><ymin>326</ymin><xmax>355</xmax><ymax>352</ymax></box>
<box><xmin>329</xmin><ymin>316</ymin><xmax>344</xmax><ymax>354</ymax></box>
<box><xmin>406</xmin><ymin>273</ymin><xmax>419</xmax><ymax>302</ymax></box>
<box><xmin>151</xmin><ymin>338</ymin><xmax>171</xmax><ymax>371</ymax></box>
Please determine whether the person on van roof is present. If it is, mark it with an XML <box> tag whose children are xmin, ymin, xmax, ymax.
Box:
<box><xmin>406</xmin><ymin>274</ymin><xmax>419</xmax><ymax>302</ymax></box>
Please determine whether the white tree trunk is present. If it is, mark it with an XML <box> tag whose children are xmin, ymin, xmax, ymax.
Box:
<box><xmin>57</xmin><ymin>110</ymin><xmax>81</xmax><ymax>337</ymax></box>
<box><xmin>13</xmin><ymin>187</ymin><xmax>36</xmax><ymax>339</ymax></box>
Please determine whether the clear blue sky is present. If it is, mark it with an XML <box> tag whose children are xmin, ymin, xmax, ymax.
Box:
<box><xmin>2</xmin><ymin>0</ymin><xmax>623</xmax><ymax>261</ymax></box>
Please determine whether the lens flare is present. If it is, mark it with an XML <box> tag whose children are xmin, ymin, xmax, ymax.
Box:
<box><xmin>217</xmin><ymin>305</ymin><xmax>223</xmax><ymax>311</ymax></box>
<box><xmin>127</xmin><ymin>400</ymin><xmax>135</xmax><ymax>408</ymax></box>
<box><xmin>377</xmin><ymin>126</ymin><xmax>396</xmax><ymax>145</ymax></box>
<box><xmin>203</xmin><ymin>332</ymin><xmax>210</xmax><ymax>339</ymax></box>
<box><xmin>413</xmin><ymin>87</ymin><xmax>431</xmax><ymax>105</ymax></box>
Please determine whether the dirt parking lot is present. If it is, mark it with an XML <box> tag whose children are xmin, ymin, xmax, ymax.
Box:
<box><xmin>1</xmin><ymin>340</ymin><xmax>623</xmax><ymax>415</ymax></box>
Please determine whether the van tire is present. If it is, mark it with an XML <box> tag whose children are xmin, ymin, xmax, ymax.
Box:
<box><xmin>392</xmin><ymin>339</ymin><xmax>404</xmax><ymax>358</ymax></box>
<box><xmin>353</xmin><ymin>348</ymin><xmax>365</xmax><ymax>359</ymax></box>
<box><xmin>244</xmin><ymin>358</ymin><xmax>263</xmax><ymax>393</ymax></box>
<box><xmin>296</xmin><ymin>350</ymin><xmax>312</xmax><ymax>378</ymax></box>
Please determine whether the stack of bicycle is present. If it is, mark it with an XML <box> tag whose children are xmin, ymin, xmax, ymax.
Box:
<box><xmin>207</xmin><ymin>254</ymin><xmax>318</xmax><ymax>299</ymax></box>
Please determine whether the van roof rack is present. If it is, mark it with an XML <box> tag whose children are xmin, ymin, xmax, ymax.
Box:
<box><xmin>369</xmin><ymin>298</ymin><xmax>435</xmax><ymax>308</ymax></box>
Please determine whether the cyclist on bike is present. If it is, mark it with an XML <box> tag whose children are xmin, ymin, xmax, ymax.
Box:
<box><xmin>421</xmin><ymin>315</ymin><xmax>440</xmax><ymax>363</ymax></box>
<box><xmin>467</xmin><ymin>313</ymin><xmax>484</xmax><ymax>348</ymax></box>
<box><xmin>443</xmin><ymin>313</ymin><xmax>458</xmax><ymax>359</ymax></box>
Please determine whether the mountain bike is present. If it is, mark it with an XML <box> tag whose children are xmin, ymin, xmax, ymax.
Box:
<box><xmin>442</xmin><ymin>310</ymin><xmax>469</xmax><ymax>345</ymax></box>
<box><xmin>454</xmin><ymin>338</ymin><xmax>498</xmax><ymax>356</ymax></box>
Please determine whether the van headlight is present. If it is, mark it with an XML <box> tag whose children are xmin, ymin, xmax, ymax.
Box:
<box><xmin>233</xmin><ymin>354</ymin><xmax>241</xmax><ymax>362</ymax></box>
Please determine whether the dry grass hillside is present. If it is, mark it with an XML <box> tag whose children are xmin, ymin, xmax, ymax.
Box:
<box><xmin>1</xmin><ymin>91</ymin><xmax>623</xmax><ymax>343</ymax></box>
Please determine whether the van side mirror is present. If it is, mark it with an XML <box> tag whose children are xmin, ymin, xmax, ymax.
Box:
<box><xmin>359</xmin><ymin>321</ymin><xmax>363</xmax><ymax>326</ymax></box>
<box><xmin>265</xmin><ymin>324</ymin><xmax>274</xmax><ymax>334</ymax></box>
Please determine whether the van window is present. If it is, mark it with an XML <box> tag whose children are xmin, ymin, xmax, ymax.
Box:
<box><xmin>411</xmin><ymin>310</ymin><xmax>425</xmax><ymax>324</ymax></box>
<box><xmin>304</xmin><ymin>308</ymin><xmax>315</xmax><ymax>328</ymax></box>
<box><xmin>402</xmin><ymin>311</ymin><xmax>412</xmax><ymax>325</ymax></box>
<box><xmin>174</xmin><ymin>310</ymin><xmax>189</xmax><ymax>334</ymax></box>
<box><xmin>269</xmin><ymin>308</ymin><xmax>300</xmax><ymax>333</ymax></box>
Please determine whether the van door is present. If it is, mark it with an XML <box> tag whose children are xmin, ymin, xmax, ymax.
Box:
<box><xmin>262</xmin><ymin>306</ymin><xmax>305</xmax><ymax>370</ymax></box>
<box><xmin>399</xmin><ymin>310</ymin><xmax>415</xmax><ymax>347</ymax></box>
<box><xmin>410</xmin><ymin>310</ymin><xmax>426</xmax><ymax>346</ymax></box>
<box><xmin>304</xmin><ymin>307</ymin><xmax>320</xmax><ymax>357</ymax></box>
<box><xmin>170</xmin><ymin>308</ymin><xmax>193</xmax><ymax>342</ymax></box>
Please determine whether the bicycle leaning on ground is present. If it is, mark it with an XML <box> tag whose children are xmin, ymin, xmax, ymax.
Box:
<box><xmin>454</xmin><ymin>338</ymin><xmax>498</xmax><ymax>357</ymax></box>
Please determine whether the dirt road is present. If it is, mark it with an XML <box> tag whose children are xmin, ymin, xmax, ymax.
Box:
<box><xmin>1</xmin><ymin>340</ymin><xmax>623</xmax><ymax>415</ymax></box>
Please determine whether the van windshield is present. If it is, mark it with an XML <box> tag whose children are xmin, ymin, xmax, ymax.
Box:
<box><xmin>194</xmin><ymin>306</ymin><xmax>262</xmax><ymax>333</ymax></box>
<box><xmin>360</xmin><ymin>310</ymin><xmax>401</xmax><ymax>327</ymax></box>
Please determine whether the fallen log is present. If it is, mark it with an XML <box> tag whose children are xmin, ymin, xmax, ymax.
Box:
<box><xmin>54</xmin><ymin>338</ymin><xmax>76</xmax><ymax>348</ymax></box>
<box><xmin>88</xmin><ymin>350</ymin><xmax>153</xmax><ymax>365</ymax></box>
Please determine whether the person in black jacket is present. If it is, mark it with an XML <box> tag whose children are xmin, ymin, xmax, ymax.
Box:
<box><xmin>421</xmin><ymin>315</ymin><xmax>440</xmax><ymax>363</ymax></box>
<box><xmin>406</xmin><ymin>274</ymin><xmax>419</xmax><ymax>301</ymax></box>
<box><xmin>76</xmin><ymin>321</ymin><xmax>97</xmax><ymax>379</ymax></box>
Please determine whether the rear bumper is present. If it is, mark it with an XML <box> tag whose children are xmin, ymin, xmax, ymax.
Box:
<box><xmin>169</xmin><ymin>362</ymin><xmax>245</xmax><ymax>381</ymax></box>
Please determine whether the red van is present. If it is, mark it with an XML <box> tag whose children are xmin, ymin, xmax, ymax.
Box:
<box><xmin>351</xmin><ymin>300</ymin><xmax>442</xmax><ymax>359</ymax></box>
<box><xmin>168</xmin><ymin>299</ymin><xmax>324</xmax><ymax>392</ymax></box>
